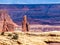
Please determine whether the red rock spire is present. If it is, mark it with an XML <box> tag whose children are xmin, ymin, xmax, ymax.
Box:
<box><xmin>22</xmin><ymin>15</ymin><xmax>29</xmax><ymax>32</ymax></box>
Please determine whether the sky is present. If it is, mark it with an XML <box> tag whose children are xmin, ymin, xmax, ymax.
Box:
<box><xmin>0</xmin><ymin>0</ymin><xmax>60</xmax><ymax>4</ymax></box>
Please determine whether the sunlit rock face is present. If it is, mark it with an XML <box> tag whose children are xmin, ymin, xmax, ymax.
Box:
<box><xmin>0</xmin><ymin>10</ymin><xmax>18</xmax><ymax>32</ymax></box>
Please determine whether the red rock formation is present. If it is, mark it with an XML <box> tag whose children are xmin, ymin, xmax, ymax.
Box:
<box><xmin>0</xmin><ymin>10</ymin><xmax>18</xmax><ymax>32</ymax></box>
<box><xmin>22</xmin><ymin>15</ymin><xmax>29</xmax><ymax>32</ymax></box>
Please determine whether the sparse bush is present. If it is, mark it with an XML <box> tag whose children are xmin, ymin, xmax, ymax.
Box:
<box><xmin>17</xmin><ymin>41</ymin><xmax>22</xmax><ymax>44</ymax></box>
<box><xmin>12</xmin><ymin>34</ymin><xmax>18</xmax><ymax>40</ymax></box>
<box><xmin>49</xmin><ymin>34</ymin><xmax>56</xmax><ymax>36</ymax></box>
<box><xmin>1</xmin><ymin>32</ymin><xmax>4</xmax><ymax>35</ymax></box>
<box><xmin>8</xmin><ymin>34</ymin><xmax>12</xmax><ymax>36</ymax></box>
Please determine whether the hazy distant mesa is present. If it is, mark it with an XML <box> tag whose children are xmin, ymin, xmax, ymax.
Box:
<box><xmin>0</xmin><ymin>4</ymin><xmax>60</xmax><ymax>25</ymax></box>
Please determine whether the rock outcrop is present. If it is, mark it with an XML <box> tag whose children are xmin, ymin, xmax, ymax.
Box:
<box><xmin>0</xmin><ymin>32</ymin><xmax>48</xmax><ymax>45</ymax></box>
<box><xmin>0</xmin><ymin>10</ymin><xmax>18</xmax><ymax>32</ymax></box>
<box><xmin>22</xmin><ymin>15</ymin><xmax>29</xmax><ymax>32</ymax></box>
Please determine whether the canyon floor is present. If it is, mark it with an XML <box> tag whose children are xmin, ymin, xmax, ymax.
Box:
<box><xmin>0</xmin><ymin>31</ymin><xmax>60</xmax><ymax>45</ymax></box>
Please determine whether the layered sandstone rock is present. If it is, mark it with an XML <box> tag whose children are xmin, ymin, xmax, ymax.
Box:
<box><xmin>22</xmin><ymin>15</ymin><xmax>29</xmax><ymax>32</ymax></box>
<box><xmin>0</xmin><ymin>32</ymin><xmax>48</xmax><ymax>45</ymax></box>
<box><xmin>0</xmin><ymin>10</ymin><xmax>18</xmax><ymax>32</ymax></box>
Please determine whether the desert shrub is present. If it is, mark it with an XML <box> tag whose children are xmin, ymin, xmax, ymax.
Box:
<box><xmin>1</xmin><ymin>32</ymin><xmax>4</xmax><ymax>35</ymax></box>
<box><xmin>8</xmin><ymin>34</ymin><xmax>12</xmax><ymax>36</ymax></box>
<box><xmin>17</xmin><ymin>41</ymin><xmax>22</xmax><ymax>44</ymax></box>
<box><xmin>12</xmin><ymin>34</ymin><xmax>18</xmax><ymax>40</ymax></box>
<box><xmin>49</xmin><ymin>34</ymin><xmax>56</xmax><ymax>36</ymax></box>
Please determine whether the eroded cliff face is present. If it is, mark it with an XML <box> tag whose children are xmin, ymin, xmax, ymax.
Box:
<box><xmin>0</xmin><ymin>10</ymin><xmax>18</xmax><ymax>32</ymax></box>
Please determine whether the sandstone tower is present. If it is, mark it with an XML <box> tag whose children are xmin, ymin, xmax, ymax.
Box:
<box><xmin>22</xmin><ymin>15</ymin><xmax>29</xmax><ymax>32</ymax></box>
